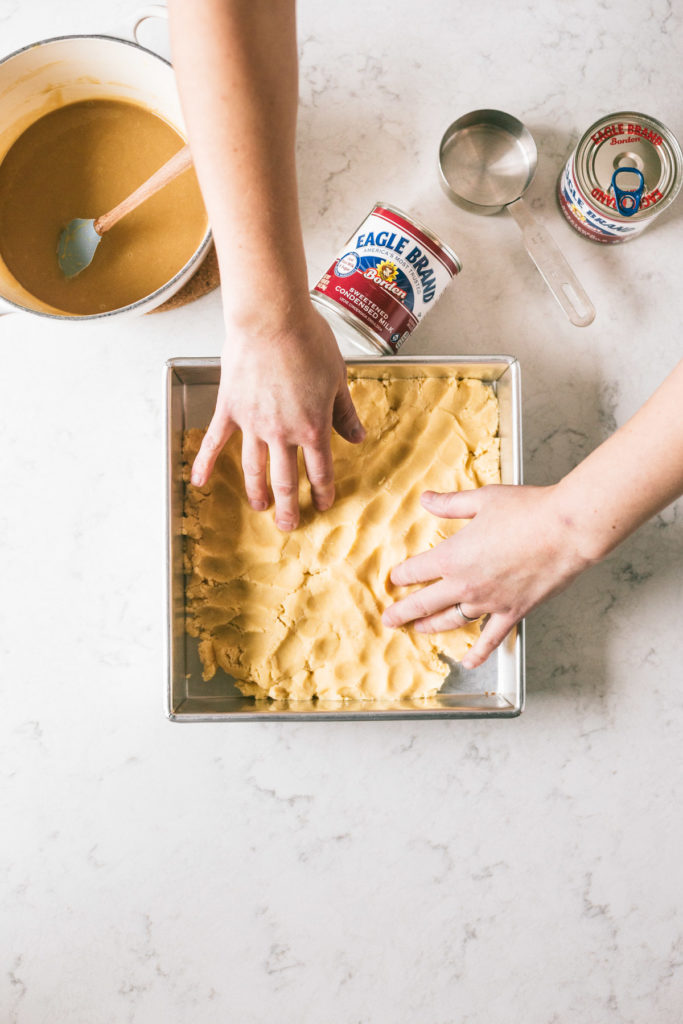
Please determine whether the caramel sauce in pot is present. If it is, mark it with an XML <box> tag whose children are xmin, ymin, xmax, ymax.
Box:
<box><xmin>0</xmin><ymin>99</ymin><xmax>208</xmax><ymax>314</ymax></box>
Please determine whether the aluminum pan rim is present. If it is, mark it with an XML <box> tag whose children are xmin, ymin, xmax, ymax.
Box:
<box><xmin>163</xmin><ymin>354</ymin><xmax>524</xmax><ymax>721</ymax></box>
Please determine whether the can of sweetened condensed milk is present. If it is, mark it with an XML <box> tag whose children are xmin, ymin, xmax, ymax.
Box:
<box><xmin>312</xmin><ymin>202</ymin><xmax>461</xmax><ymax>354</ymax></box>
<box><xmin>558</xmin><ymin>111</ymin><xmax>683</xmax><ymax>243</ymax></box>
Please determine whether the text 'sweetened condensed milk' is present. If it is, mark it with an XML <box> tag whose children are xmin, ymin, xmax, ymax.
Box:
<box><xmin>312</xmin><ymin>202</ymin><xmax>461</xmax><ymax>354</ymax></box>
<box><xmin>558</xmin><ymin>111</ymin><xmax>682</xmax><ymax>243</ymax></box>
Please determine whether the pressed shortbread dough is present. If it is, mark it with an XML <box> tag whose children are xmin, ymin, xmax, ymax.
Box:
<box><xmin>183</xmin><ymin>375</ymin><xmax>500</xmax><ymax>701</ymax></box>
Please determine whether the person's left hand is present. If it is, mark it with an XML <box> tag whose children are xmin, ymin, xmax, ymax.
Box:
<box><xmin>382</xmin><ymin>485</ymin><xmax>591</xmax><ymax>668</ymax></box>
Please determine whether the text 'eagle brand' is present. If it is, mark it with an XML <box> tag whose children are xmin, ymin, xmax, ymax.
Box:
<box><xmin>312</xmin><ymin>203</ymin><xmax>461</xmax><ymax>355</ymax></box>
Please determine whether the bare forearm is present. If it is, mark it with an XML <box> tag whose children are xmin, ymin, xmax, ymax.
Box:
<box><xmin>383</xmin><ymin>360</ymin><xmax>683</xmax><ymax>667</ymax></box>
<box><xmin>170</xmin><ymin>2</ymin><xmax>364</xmax><ymax>524</ymax></box>
<box><xmin>168</xmin><ymin>0</ymin><xmax>309</xmax><ymax>326</ymax></box>
<box><xmin>552</xmin><ymin>358</ymin><xmax>683</xmax><ymax>563</ymax></box>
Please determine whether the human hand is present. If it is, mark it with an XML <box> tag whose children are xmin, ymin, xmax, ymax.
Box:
<box><xmin>382</xmin><ymin>485</ymin><xmax>592</xmax><ymax>668</ymax></box>
<box><xmin>190</xmin><ymin>305</ymin><xmax>365</xmax><ymax>530</ymax></box>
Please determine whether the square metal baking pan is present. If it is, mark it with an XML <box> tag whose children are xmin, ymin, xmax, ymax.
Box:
<box><xmin>164</xmin><ymin>355</ymin><xmax>524</xmax><ymax>721</ymax></box>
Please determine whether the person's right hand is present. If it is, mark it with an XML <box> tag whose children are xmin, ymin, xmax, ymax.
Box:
<box><xmin>190</xmin><ymin>303</ymin><xmax>365</xmax><ymax>531</ymax></box>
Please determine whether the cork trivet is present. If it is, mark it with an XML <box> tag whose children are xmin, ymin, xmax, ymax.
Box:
<box><xmin>149</xmin><ymin>242</ymin><xmax>220</xmax><ymax>312</ymax></box>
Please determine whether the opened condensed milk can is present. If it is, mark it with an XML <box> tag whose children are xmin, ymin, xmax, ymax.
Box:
<box><xmin>312</xmin><ymin>202</ymin><xmax>461</xmax><ymax>354</ymax></box>
<box><xmin>558</xmin><ymin>111</ymin><xmax>683</xmax><ymax>243</ymax></box>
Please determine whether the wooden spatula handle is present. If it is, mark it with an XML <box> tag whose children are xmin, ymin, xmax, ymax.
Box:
<box><xmin>93</xmin><ymin>144</ymin><xmax>193</xmax><ymax>236</ymax></box>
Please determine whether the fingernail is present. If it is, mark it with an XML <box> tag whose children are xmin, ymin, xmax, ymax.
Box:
<box><xmin>276</xmin><ymin>518</ymin><xmax>297</xmax><ymax>532</ymax></box>
<box><xmin>250</xmin><ymin>500</ymin><xmax>268</xmax><ymax>511</ymax></box>
<box><xmin>461</xmin><ymin>656</ymin><xmax>474</xmax><ymax>669</ymax></box>
<box><xmin>191</xmin><ymin>470</ymin><xmax>203</xmax><ymax>486</ymax></box>
<box><xmin>351</xmin><ymin>426</ymin><xmax>366</xmax><ymax>442</ymax></box>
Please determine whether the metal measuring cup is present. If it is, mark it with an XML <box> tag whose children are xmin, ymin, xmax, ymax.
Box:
<box><xmin>438</xmin><ymin>109</ymin><xmax>596</xmax><ymax>327</ymax></box>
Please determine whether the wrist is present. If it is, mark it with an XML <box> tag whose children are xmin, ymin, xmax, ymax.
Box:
<box><xmin>547</xmin><ymin>475</ymin><xmax>618</xmax><ymax>568</ymax></box>
<box><xmin>213</xmin><ymin>225</ymin><xmax>311</xmax><ymax>334</ymax></box>
<box><xmin>221</xmin><ymin>299</ymin><xmax>335</xmax><ymax>361</ymax></box>
<box><xmin>222</xmin><ymin>291</ymin><xmax>316</xmax><ymax>340</ymax></box>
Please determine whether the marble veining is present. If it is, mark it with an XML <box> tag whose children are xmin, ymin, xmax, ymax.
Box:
<box><xmin>1</xmin><ymin>1</ymin><xmax>682</xmax><ymax>1022</ymax></box>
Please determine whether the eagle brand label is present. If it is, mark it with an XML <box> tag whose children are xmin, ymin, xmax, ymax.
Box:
<box><xmin>557</xmin><ymin>112</ymin><xmax>682</xmax><ymax>244</ymax></box>
<box><xmin>312</xmin><ymin>203</ymin><xmax>461</xmax><ymax>354</ymax></box>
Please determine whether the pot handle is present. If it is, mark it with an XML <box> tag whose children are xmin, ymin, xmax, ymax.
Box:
<box><xmin>131</xmin><ymin>4</ymin><xmax>169</xmax><ymax>46</ymax></box>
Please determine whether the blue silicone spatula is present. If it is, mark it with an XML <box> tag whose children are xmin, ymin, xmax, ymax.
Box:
<box><xmin>57</xmin><ymin>143</ymin><xmax>192</xmax><ymax>278</ymax></box>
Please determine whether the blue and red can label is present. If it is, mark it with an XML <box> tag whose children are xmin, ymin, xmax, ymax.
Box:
<box><xmin>557</xmin><ymin>112</ymin><xmax>682</xmax><ymax>244</ymax></box>
<box><xmin>312</xmin><ymin>203</ymin><xmax>461</xmax><ymax>353</ymax></box>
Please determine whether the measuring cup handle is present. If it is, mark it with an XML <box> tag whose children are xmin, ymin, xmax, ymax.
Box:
<box><xmin>507</xmin><ymin>198</ymin><xmax>596</xmax><ymax>328</ymax></box>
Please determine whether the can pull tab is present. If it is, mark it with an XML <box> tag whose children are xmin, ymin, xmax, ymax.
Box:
<box><xmin>612</xmin><ymin>167</ymin><xmax>645</xmax><ymax>217</ymax></box>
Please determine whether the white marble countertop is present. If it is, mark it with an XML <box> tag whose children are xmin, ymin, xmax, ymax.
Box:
<box><xmin>1</xmin><ymin>1</ymin><xmax>682</xmax><ymax>1021</ymax></box>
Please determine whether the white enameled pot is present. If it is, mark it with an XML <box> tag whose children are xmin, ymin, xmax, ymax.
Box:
<box><xmin>0</xmin><ymin>11</ymin><xmax>211</xmax><ymax>319</ymax></box>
